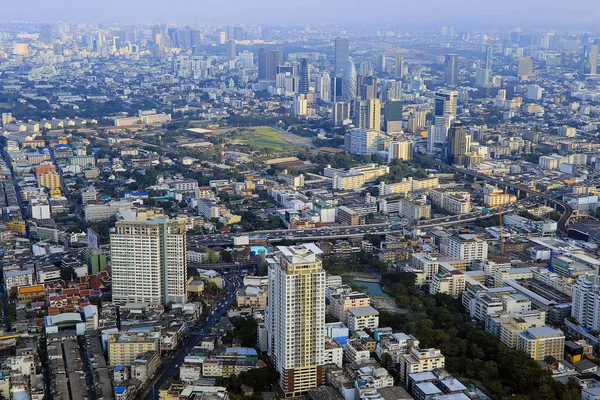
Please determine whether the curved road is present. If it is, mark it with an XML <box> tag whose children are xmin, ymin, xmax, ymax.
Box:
<box><xmin>429</xmin><ymin>160</ymin><xmax>573</xmax><ymax>235</ymax></box>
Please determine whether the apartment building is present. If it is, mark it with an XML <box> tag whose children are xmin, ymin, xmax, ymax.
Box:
<box><xmin>111</xmin><ymin>216</ymin><xmax>187</xmax><ymax>305</ymax></box>
<box><xmin>515</xmin><ymin>327</ymin><xmax>565</xmax><ymax>360</ymax></box>
<box><xmin>107</xmin><ymin>331</ymin><xmax>160</xmax><ymax>367</ymax></box>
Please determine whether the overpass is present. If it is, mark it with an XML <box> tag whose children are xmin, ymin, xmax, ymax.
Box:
<box><xmin>429</xmin><ymin>160</ymin><xmax>573</xmax><ymax>235</ymax></box>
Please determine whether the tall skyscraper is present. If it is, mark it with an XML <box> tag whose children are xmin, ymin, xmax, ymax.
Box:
<box><xmin>41</xmin><ymin>25</ymin><xmax>52</xmax><ymax>45</ymax></box>
<box><xmin>447</xmin><ymin>122</ymin><xmax>470</xmax><ymax>166</ymax></box>
<box><xmin>342</xmin><ymin>59</ymin><xmax>357</xmax><ymax>102</ymax></box>
<box><xmin>298</xmin><ymin>58</ymin><xmax>309</xmax><ymax>94</ymax></box>
<box><xmin>258</xmin><ymin>48</ymin><xmax>281</xmax><ymax>81</ymax></box>
<box><xmin>111</xmin><ymin>216</ymin><xmax>187</xmax><ymax>305</ymax></box>
<box><xmin>233</xmin><ymin>26</ymin><xmax>244</xmax><ymax>41</ymax></box>
<box><xmin>360</xmin><ymin>76</ymin><xmax>377</xmax><ymax>100</ymax></box>
<box><xmin>435</xmin><ymin>90</ymin><xmax>458</xmax><ymax>117</ymax></box>
<box><xmin>334</xmin><ymin>37</ymin><xmax>349</xmax><ymax>77</ymax></box>
<box><xmin>316</xmin><ymin>72</ymin><xmax>331</xmax><ymax>102</ymax></box>
<box><xmin>517</xmin><ymin>57</ymin><xmax>534</xmax><ymax>78</ymax></box>
<box><xmin>444</xmin><ymin>54</ymin><xmax>458</xmax><ymax>85</ymax></box>
<box><xmin>267</xmin><ymin>244</ymin><xmax>326</xmax><ymax>396</ymax></box>
<box><xmin>384</xmin><ymin>100</ymin><xmax>402</xmax><ymax>133</ymax></box>
<box><xmin>226</xmin><ymin>40</ymin><xmax>236</xmax><ymax>61</ymax></box>
<box><xmin>485</xmin><ymin>44</ymin><xmax>493</xmax><ymax>72</ymax></box>
<box><xmin>378</xmin><ymin>53</ymin><xmax>387</xmax><ymax>75</ymax></box>
<box><xmin>395</xmin><ymin>54</ymin><xmax>405</xmax><ymax>79</ymax></box>
<box><xmin>580</xmin><ymin>44</ymin><xmax>599</xmax><ymax>78</ymax></box>
<box><xmin>354</xmin><ymin>100</ymin><xmax>369</xmax><ymax>129</ymax></box>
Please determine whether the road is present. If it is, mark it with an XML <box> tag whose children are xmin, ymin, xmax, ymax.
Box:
<box><xmin>137</xmin><ymin>275</ymin><xmax>242</xmax><ymax>400</ymax></box>
<box><xmin>429</xmin><ymin>160</ymin><xmax>573</xmax><ymax>235</ymax></box>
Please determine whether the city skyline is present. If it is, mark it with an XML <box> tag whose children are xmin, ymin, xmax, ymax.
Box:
<box><xmin>2</xmin><ymin>0</ymin><xmax>600</xmax><ymax>28</ymax></box>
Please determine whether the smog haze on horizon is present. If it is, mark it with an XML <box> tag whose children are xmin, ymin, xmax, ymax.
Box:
<box><xmin>3</xmin><ymin>0</ymin><xmax>600</xmax><ymax>28</ymax></box>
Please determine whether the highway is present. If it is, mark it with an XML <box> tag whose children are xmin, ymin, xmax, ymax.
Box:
<box><xmin>137</xmin><ymin>275</ymin><xmax>242</xmax><ymax>400</ymax></box>
<box><xmin>429</xmin><ymin>160</ymin><xmax>573</xmax><ymax>235</ymax></box>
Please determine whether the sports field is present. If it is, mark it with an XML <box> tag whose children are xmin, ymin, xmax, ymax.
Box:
<box><xmin>234</xmin><ymin>126</ymin><xmax>300</xmax><ymax>150</ymax></box>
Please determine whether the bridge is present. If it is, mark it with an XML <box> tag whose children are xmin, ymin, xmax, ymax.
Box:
<box><xmin>429</xmin><ymin>160</ymin><xmax>573</xmax><ymax>235</ymax></box>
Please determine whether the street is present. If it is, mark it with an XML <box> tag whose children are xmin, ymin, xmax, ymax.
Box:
<box><xmin>138</xmin><ymin>275</ymin><xmax>240</xmax><ymax>400</ymax></box>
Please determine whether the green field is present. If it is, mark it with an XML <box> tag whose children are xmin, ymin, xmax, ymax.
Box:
<box><xmin>234</xmin><ymin>126</ymin><xmax>298</xmax><ymax>150</ymax></box>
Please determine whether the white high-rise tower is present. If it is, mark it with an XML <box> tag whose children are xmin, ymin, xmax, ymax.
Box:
<box><xmin>266</xmin><ymin>243</ymin><xmax>326</xmax><ymax>396</ymax></box>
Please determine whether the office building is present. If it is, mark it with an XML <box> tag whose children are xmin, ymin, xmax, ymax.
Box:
<box><xmin>342</xmin><ymin>59</ymin><xmax>357</xmax><ymax>102</ymax></box>
<box><xmin>444</xmin><ymin>54</ymin><xmax>458</xmax><ymax>85</ymax></box>
<box><xmin>258</xmin><ymin>48</ymin><xmax>281</xmax><ymax>81</ymax></box>
<box><xmin>446</xmin><ymin>122</ymin><xmax>470</xmax><ymax>166</ymax></box>
<box><xmin>267</xmin><ymin>244</ymin><xmax>326</xmax><ymax>396</ymax></box>
<box><xmin>366</xmin><ymin>98</ymin><xmax>381</xmax><ymax>130</ymax></box>
<box><xmin>334</xmin><ymin>37</ymin><xmax>349</xmax><ymax>77</ymax></box>
<box><xmin>316</xmin><ymin>72</ymin><xmax>331</xmax><ymax>101</ymax></box>
<box><xmin>226</xmin><ymin>40</ymin><xmax>236</xmax><ymax>61</ymax></box>
<box><xmin>517</xmin><ymin>57</ymin><xmax>533</xmax><ymax>78</ymax></box>
<box><xmin>434</xmin><ymin>90</ymin><xmax>458</xmax><ymax>117</ymax></box>
<box><xmin>298</xmin><ymin>58</ymin><xmax>309</xmax><ymax>94</ymax></box>
<box><xmin>384</xmin><ymin>100</ymin><xmax>403</xmax><ymax>133</ymax></box>
<box><xmin>354</xmin><ymin>100</ymin><xmax>369</xmax><ymax>129</ymax></box>
<box><xmin>378</xmin><ymin>53</ymin><xmax>387</xmax><ymax>75</ymax></box>
<box><xmin>395</xmin><ymin>54</ymin><xmax>404</xmax><ymax>78</ymax></box>
<box><xmin>581</xmin><ymin>44</ymin><xmax>598</xmax><ymax>77</ymax></box>
<box><xmin>233</xmin><ymin>26</ymin><xmax>244</xmax><ymax>41</ymax></box>
<box><xmin>111</xmin><ymin>216</ymin><xmax>187</xmax><ymax>305</ymax></box>
<box><xmin>475</xmin><ymin>67</ymin><xmax>491</xmax><ymax>87</ymax></box>
<box><xmin>485</xmin><ymin>44</ymin><xmax>493</xmax><ymax>72</ymax></box>
<box><xmin>333</xmin><ymin>102</ymin><xmax>350</xmax><ymax>126</ymax></box>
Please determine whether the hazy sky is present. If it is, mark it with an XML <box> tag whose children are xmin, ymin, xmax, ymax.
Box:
<box><xmin>4</xmin><ymin>0</ymin><xmax>600</xmax><ymax>28</ymax></box>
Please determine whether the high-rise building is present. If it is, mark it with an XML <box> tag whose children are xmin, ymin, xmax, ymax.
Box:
<box><xmin>332</xmin><ymin>102</ymin><xmax>350</xmax><ymax>126</ymax></box>
<box><xmin>316</xmin><ymin>72</ymin><xmax>331</xmax><ymax>102</ymax></box>
<box><xmin>360</xmin><ymin>76</ymin><xmax>377</xmax><ymax>100</ymax></box>
<box><xmin>429</xmin><ymin>114</ymin><xmax>454</xmax><ymax>151</ymax></box>
<box><xmin>446</xmin><ymin>122</ymin><xmax>470</xmax><ymax>166</ymax></box>
<box><xmin>378</xmin><ymin>53</ymin><xmax>387</xmax><ymax>75</ymax></box>
<box><xmin>388</xmin><ymin>140</ymin><xmax>412</xmax><ymax>162</ymax></box>
<box><xmin>267</xmin><ymin>244</ymin><xmax>326</xmax><ymax>396</ymax></box>
<box><xmin>580</xmin><ymin>44</ymin><xmax>599</xmax><ymax>78</ymax></box>
<box><xmin>298</xmin><ymin>58</ymin><xmax>309</xmax><ymax>94</ymax></box>
<box><xmin>345</xmin><ymin>128</ymin><xmax>381</xmax><ymax>155</ymax></box>
<box><xmin>408</xmin><ymin>110</ymin><xmax>427</xmax><ymax>134</ymax></box>
<box><xmin>334</xmin><ymin>37</ymin><xmax>350</xmax><ymax>77</ymax></box>
<box><xmin>354</xmin><ymin>100</ymin><xmax>368</xmax><ymax>129</ymax></box>
<box><xmin>517</xmin><ymin>57</ymin><xmax>533</xmax><ymax>78</ymax></box>
<box><xmin>233</xmin><ymin>26</ymin><xmax>244</xmax><ymax>41</ymax></box>
<box><xmin>434</xmin><ymin>90</ymin><xmax>458</xmax><ymax>117</ymax></box>
<box><xmin>258</xmin><ymin>48</ymin><xmax>281</xmax><ymax>81</ymax></box>
<box><xmin>366</xmin><ymin>98</ymin><xmax>381</xmax><ymax>130</ymax></box>
<box><xmin>226</xmin><ymin>40</ymin><xmax>236</xmax><ymax>61</ymax></box>
<box><xmin>41</xmin><ymin>25</ymin><xmax>52</xmax><ymax>45</ymax></box>
<box><xmin>395</xmin><ymin>55</ymin><xmax>404</xmax><ymax>79</ymax></box>
<box><xmin>485</xmin><ymin>44</ymin><xmax>493</xmax><ymax>71</ymax></box>
<box><xmin>218</xmin><ymin>31</ymin><xmax>226</xmax><ymax>44</ymax></box>
<box><xmin>294</xmin><ymin>94</ymin><xmax>308</xmax><ymax>116</ymax></box>
<box><xmin>342</xmin><ymin>59</ymin><xmax>357</xmax><ymax>102</ymax></box>
<box><xmin>572</xmin><ymin>275</ymin><xmax>600</xmax><ymax>331</ymax></box>
<box><xmin>444</xmin><ymin>54</ymin><xmax>458</xmax><ymax>85</ymax></box>
<box><xmin>385</xmin><ymin>79</ymin><xmax>402</xmax><ymax>101</ymax></box>
<box><xmin>238</xmin><ymin>51</ymin><xmax>254</xmax><ymax>68</ymax></box>
<box><xmin>384</xmin><ymin>100</ymin><xmax>402</xmax><ymax>133</ymax></box>
<box><xmin>111</xmin><ymin>216</ymin><xmax>187</xmax><ymax>305</ymax></box>
<box><xmin>475</xmin><ymin>67</ymin><xmax>491</xmax><ymax>87</ymax></box>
